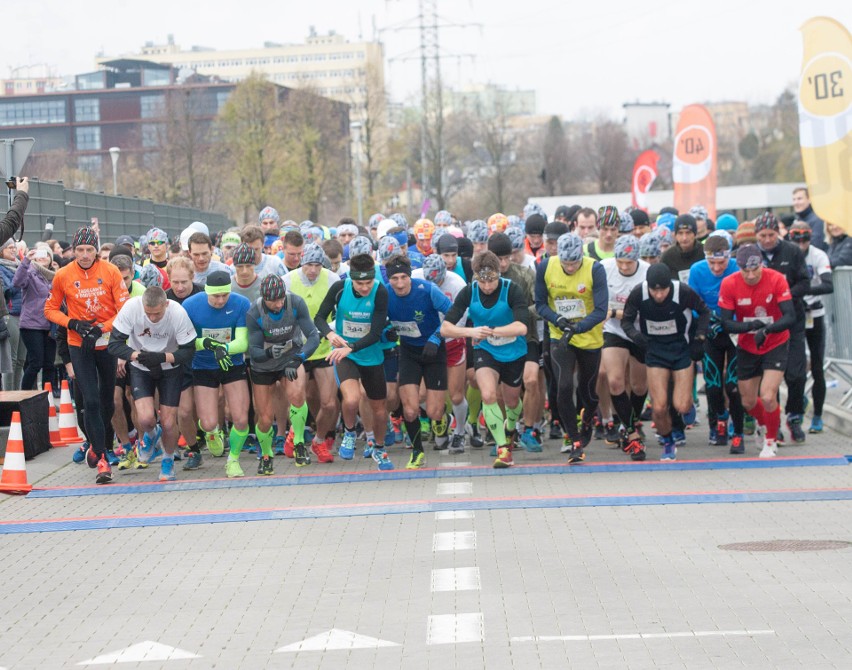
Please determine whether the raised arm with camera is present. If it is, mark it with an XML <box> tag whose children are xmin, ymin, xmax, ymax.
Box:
<box><xmin>1</xmin><ymin>177</ymin><xmax>29</xmax><ymax>246</ymax></box>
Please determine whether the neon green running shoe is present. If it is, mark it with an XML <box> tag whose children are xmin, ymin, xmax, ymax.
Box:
<box><xmin>225</xmin><ymin>458</ymin><xmax>244</xmax><ymax>478</ymax></box>
<box><xmin>205</xmin><ymin>426</ymin><xmax>225</xmax><ymax>457</ymax></box>
<box><xmin>406</xmin><ymin>451</ymin><xmax>426</xmax><ymax>469</ymax></box>
<box><xmin>118</xmin><ymin>448</ymin><xmax>138</xmax><ymax>471</ymax></box>
<box><xmin>431</xmin><ymin>413</ymin><xmax>449</xmax><ymax>438</ymax></box>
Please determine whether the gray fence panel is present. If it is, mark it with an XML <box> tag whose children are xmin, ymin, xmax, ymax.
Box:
<box><xmin>825</xmin><ymin>266</ymin><xmax>852</xmax><ymax>362</ymax></box>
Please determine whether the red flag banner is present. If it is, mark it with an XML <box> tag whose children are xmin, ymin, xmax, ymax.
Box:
<box><xmin>672</xmin><ymin>104</ymin><xmax>717</xmax><ymax>219</ymax></box>
<box><xmin>631</xmin><ymin>149</ymin><xmax>660</xmax><ymax>211</ymax></box>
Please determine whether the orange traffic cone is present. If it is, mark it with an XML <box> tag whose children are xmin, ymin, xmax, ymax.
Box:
<box><xmin>0</xmin><ymin>412</ymin><xmax>32</xmax><ymax>494</ymax></box>
<box><xmin>44</xmin><ymin>381</ymin><xmax>60</xmax><ymax>410</ymax></box>
<box><xmin>48</xmin><ymin>396</ymin><xmax>64</xmax><ymax>448</ymax></box>
<box><xmin>57</xmin><ymin>380</ymin><xmax>84</xmax><ymax>446</ymax></box>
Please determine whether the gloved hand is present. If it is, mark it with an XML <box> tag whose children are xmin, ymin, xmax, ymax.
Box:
<box><xmin>202</xmin><ymin>337</ymin><xmax>225</xmax><ymax>351</ymax></box>
<box><xmin>747</xmin><ymin>320</ymin><xmax>767</xmax><ymax>332</ymax></box>
<box><xmin>68</xmin><ymin>318</ymin><xmax>96</xmax><ymax>336</ymax></box>
<box><xmin>631</xmin><ymin>332</ymin><xmax>648</xmax><ymax>350</ymax></box>
<box><xmin>269</xmin><ymin>343</ymin><xmax>291</xmax><ymax>359</ymax></box>
<box><xmin>556</xmin><ymin>317</ymin><xmax>573</xmax><ymax>333</ymax></box>
<box><xmin>213</xmin><ymin>346</ymin><xmax>232</xmax><ymax>371</ymax></box>
<box><xmin>382</xmin><ymin>325</ymin><xmax>398</xmax><ymax>343</ymax></box>
<box><xmin>80</xmin><ymin>325</ymin><xmax>103</xmax><ymax>353</ymax></box>
<box><xmin>283</xmin><ymin>359</ymin><xmax>300</xmax><ymax>382</ymax></box>
<box><xmin>559</xmin><ymin>323</ymin><xmax>576</xmax><ymax>346</ymax></box>
<box><xmin>137</xmin><ymin>351</ymin><xmax>166</xmax><ymax>369</ymax></box>
<box><xmin>708</xmin><ymin>319</ymin><xmax>724</xmax><ymax>340</ymax></box>
<box><xmin>422</xmin><ymin>340</ymin><xmax>440</xmax><ymax>361</ymax></box>
<box><xmin>689</xmin><ymin>338</ymin><xmax>706</xmax><ymax>362</ymax></box>
<box><xmin>754</xmin><ymin>328</ymin><xmax>767</xmax><ymax>349</ymax></box>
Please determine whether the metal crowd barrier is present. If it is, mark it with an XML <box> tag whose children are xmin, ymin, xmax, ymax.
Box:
<box><xmin>820</xmin><ymin>266</ymin><xmax>852</xmax><ymax>410</ymax></box>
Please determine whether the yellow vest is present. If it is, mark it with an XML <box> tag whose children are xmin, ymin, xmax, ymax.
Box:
<box><xmin>288</xmin><ymin>269</ymin><xmax>332</xmax><ymax>361</ymax></box>
<box><xmin>543</xmin><ymin>256</ymin><xmax>603</xmax><ymax>350</ymax></box>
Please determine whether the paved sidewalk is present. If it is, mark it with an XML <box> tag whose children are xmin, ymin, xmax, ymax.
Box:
<box><xmin>0</xmin><ymin>423</ymin><xmax>850</xmax><ymax>669</ymax></box>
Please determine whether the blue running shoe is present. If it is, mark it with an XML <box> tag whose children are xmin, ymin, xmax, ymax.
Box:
<box><xmin>72</xmin><ymin>442</ymin><xmax>88</xmax><ymax>464</ymax></box>
<box><xmin>363</xmin><ymin>437</ymin><xmax>377</xmax><ymax>459</ymax></box>
<box><xmin>138</xmin><ymin>426</ymin><xmax>163</xmax><ymax>465</ymax></box>
<box><xmin>105</xmin><ymin>449</ymin><xmax>120</xmax><ymax>466</ymax></box>
<box><xmin>371</xmin><ymin>448</ymin><xmax>394</xmax><ymax>471</ymax></box>
<box><xmin>273</xmin><ymin>436</ymin><xmax>286</xmax><ymax>456</ymax></box>
<box><xmin>661</xmin><ymin>437</ymin><xmax>677</xmax><ymax>461</ymax></box>
<box><xmin>520</xmin><ymin>428</ymin><xmax>542</xmax><ymax>453</ymax></box>
<box><xmin>489</xmin><ymin>444</ymin><xmax>498</xmax><ymax>457</ymax></box>
<box><xmin>159</xmin><ymin>457</ymin><xmax>176</xmax><ymax>482</ymax></box>
<box><xmin>339</xmin><ymin>431</ymin><xmax>356</xmax><ymax>460</ymax></box>
<box><xmin>384</xmin><ymin>421</ymin><xmax>396</xmax><ymax>446</ymax></box>
<box><xmin>304</xmin><ymin>426</ymin><xmax>315</xmax><ymax>444</ymax></box>
<box><xmin>682</xmin><ymin>404</ymin><xmax>696</xmax><ymax>427</ymax></box>
<box><xmin>672</xmin><ymin>430</ymin><xmax>686</xmax><ymax>447</ymax></box>
<box><xmin>245</xmin><ymin>434</ymin><xmax>259</xmax><ymax>454</ymax></box>
<box><xmin>809</xmin><ymin>416</ymin><xmax>824</xmax><ymax>434</ymax></box>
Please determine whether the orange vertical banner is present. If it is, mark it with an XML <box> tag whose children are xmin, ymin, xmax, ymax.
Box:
<box><xmin>631</xmin><ymin>149</ymin><xmax>660</xmax><ymax>212</ymax></box>
<box><xmin>798</xmin><ymin>17</ymin><xmax>852</xmax><ymax>235</ymax></box>
<box><xmin>672</xmin><ymin>104</ymin><xmax>717</xmax><ymax>219</ymax></box>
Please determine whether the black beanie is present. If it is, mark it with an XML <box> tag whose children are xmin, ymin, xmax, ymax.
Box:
<box><xmin>647</xmin><ymin>263</ymin><xmax>672</xmax><ymax>290</ymax></box>
<box><xmin>674</xmin><ymin>214</ymin><xmax>697</xmax><ymax>234</ymax></box>
<box><xmin>457</xmin><ymin>237</ymin><xmax>473</xmax><ymax>259</ymax></box>
<box><xmin>525</xmin><ymin>213</ymin><xmax>546</xmax><ymax>236</ymax></box>
<box><xmin>544</xmin><ymin>221</ymin><xmax>569</xmax><ymax>240</ymax></box>
<box><xmin>487</xmin><ymin>232</ymin><xmax>513</xmax><ymax>257</ymax></box>
<box><xmin>629</xmin><ymin>209</ymin><xmax>650</xmax><ymax>228</ymax></box>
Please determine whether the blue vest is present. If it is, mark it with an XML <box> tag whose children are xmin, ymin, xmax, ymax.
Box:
<box><xmin>452</xmin><ymin>257</ymin><xmax>465</xmax><ymax>280</ymax></box>
<box><xmin>335</xmin><ymin>279</ymin><xmax>383</xmax><ymax>366</ymax></box>
<box><xmin>469</xmin><ymin>278</ymin><xmax>526</xmax><ymax>362</ymax></box>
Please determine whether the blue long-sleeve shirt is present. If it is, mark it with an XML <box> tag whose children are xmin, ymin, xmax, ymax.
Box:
<box><xmin>387</xmin><ymin>277</ymin><xmax>452</xmax><ymax>348</ymax></box>
<box><xmin>688</xmin><ymin>258</ymin><xmax>739</xmax><ymax>316</ymax></box>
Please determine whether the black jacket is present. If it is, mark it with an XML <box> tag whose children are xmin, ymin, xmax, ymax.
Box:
<box><xmin>0</xmin><ymin>191</ymin><xmax>28</xmax><ymax>248</ymax></box>
<box><xmin>759</xmin><ymin>240</ymin><xmax>810</xmax><ymax>319</ymax></box>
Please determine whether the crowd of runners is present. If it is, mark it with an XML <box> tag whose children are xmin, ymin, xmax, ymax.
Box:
<box><xmin>3</xmin><ymin>178</ymin><xmax>847</xmax><ymax>485</ymax></box>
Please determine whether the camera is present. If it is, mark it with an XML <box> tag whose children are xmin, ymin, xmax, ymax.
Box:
<box><xmin>4</xmin><ymin>176</ymin><xmax>17</xmax><ymax>189</ymax></box>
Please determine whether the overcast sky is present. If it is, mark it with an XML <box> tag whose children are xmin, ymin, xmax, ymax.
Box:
<box><xmin>8</xmin><ymin>0</ymin><xmax>851</xmax><ymax>119</ymax></box>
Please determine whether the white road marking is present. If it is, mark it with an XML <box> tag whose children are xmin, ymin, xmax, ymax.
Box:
<box><xmin>438</xmin><ymin>461</ymin><xmax>471</xmax><ymax>467</ymax></box>
<box><xmin>435</xmin><ymin>510</ymin><xmax>474</xmax><ymax>520</ymax></box>
<box><xmin>437</xmin><ymin>482</ymin><xmax>472</xmax><ymax>495</ymax></box>
<box><xmin>510</xmin><ymin>629</ymin><xmax>776</xmax><ymax>643</ymax></box>
<box><xmin>427</xmin><ymin>613</ymin><xmax>485</xmax><ymax>645</ymax></box>
<box><xmin>276</xmin><ymin>629</ymin><xmax>400</xmax><ymax>652</ymax></box>
<box><xmin>432</xmin><ymin>531</ymin><xmax>476</xmax><ymax>551</ymax></box>
<box><xmin>431</xmin><ymin>567</ymin><xmax>481</xmax><ymax>592</ymax></box>
<box><xmin>77</xmin><ymin>642</ymin><xmax>200</xmax><ymax>665</ymax></box>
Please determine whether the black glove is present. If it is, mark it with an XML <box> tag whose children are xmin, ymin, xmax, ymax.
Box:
<box><xmin>68</xmin><ymin>318</ymin><xmax>96</xmax><ymax>336</ymax></box>
<box><xmin>754</xmin><ymin>328</ymin><xmax>767</xmax><ymax>349</ymax></box>
<box><xmin>689</xmin><ymin>337</ymin><xmax>706</xmax><ymax>362</ymax></box>
<box><xmin>212</xmin><ymin>345</ymin><xmax>232</xmax><ymax>371</ymax></box>
<box><xmin>631</xmin><ymin>332</ymin><xmax>649</xmax><ymax>350</ymax></box>
<box><xmin>708</xmin><ymin>319</ymin><xmax>724</xmax><ymax>340</ymax></box>
<box><xmin>383</xmin><ymin>325</ymin><xmax>398</xmax><ymax>343</ymax></box>
<box><xmin>202</xmin><ymin>337</ymin><xmax>225</xmax><ymax>351</ymax></box>
<box><xmin>137</xmin><ymin>351</ymin><xmax>167</xmax><ymax>369</ymax></box>
<box><xmin>559</xmin><ymin>323</ymin><xmax>576</xmax><ymax>345</ymax></box>
<box><xmin>283</xmin><ymin>359</ymin><xmax>300</xmax><ymax>382</ymax></box>
<box><xmin>747</xmin><ymin>320</ymin><xmax>767</xmax><ymax>332</ymax></box>
<box><xmin>422</xmin><ymin>340</ymin><xmax>440</xmax><ymax>361</ymax></box>
<box><xmin>556</xmin><ymin>317</ymin><xmax>573</xmax><ymax>333</ymax></box>
<box><xmin>80</xmin><ymin>325</ymin><xmax>103</xmax><ymax>353</ymax></box>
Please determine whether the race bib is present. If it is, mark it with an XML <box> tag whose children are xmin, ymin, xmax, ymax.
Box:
<box><xmin>391</xmin><ymin>320</ymin><xmax>421</xmax><ymax>338</ymax></box>
<box><xmin>201</xmin><ymin>327</ymin><xmax>232</xmax><ymax>343</ymax></box>
<box><xmin>806</xmin><ymin>313</ymin><xmax>814</xmax><ymax>329</ymax></box>
<box><xmin>95</xmin><ymin>331</ymin><xmax>110</xmax><ymax>348</ymax></box>
<box><xmin>487</xmin><ymin>334</ymin><xmax>515</xmax><ymax>347</ymax></box>
<box><xmin>743</xmin><ymin>316</ymin><xmax>774</xmax><ymax>326</ymax></box>
<box><xmin>342</xmin><ymin>320</ymin><xmax>370</xmax><ymax>339</ymax></box>
<box><xmin>646</xmin><ymin>319</ymin><xmax>677</xmax><ymax>336</ymax></box>
<box><xmin>678</xmin><ymin>269</ymin><xmax>690</xmax><ymax>283</ymax></box>
<box><xmin>608</xmin><ymin>300</ymin><xmax>623</xmax><ymax>312</ymax></box>
<box><xmin>555</xmin><ymin>298</ymin><xmax>586</xmax><ymax>320</ymax></box>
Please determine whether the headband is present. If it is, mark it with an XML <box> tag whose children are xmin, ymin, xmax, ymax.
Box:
<box><xmin>205</xmin><ymin>282</ymin><xmax>232</xmax><ymax>295</ymax></box>
<box><xmin>349</xmin><ymin>268</ymin><xmax>376</xmax><ymax>280</ymax></box>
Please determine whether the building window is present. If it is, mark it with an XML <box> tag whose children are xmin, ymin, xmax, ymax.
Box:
<box><xmin>0</xmin><ymin>99</ymin><xmax>66</xmax><ymax>126</ymax></box>
<box><xmin>77</xmin><ymin>154</ymin><xmax>103</xmax><ymax>173</ymax></box>
<box><xmin>75</xmin><ymin>126</ymin><xmax>101</xmax><ymax>151</ymax></box>
<box><xmin>76</xmin><ymin>71</ymin><xmax>105</xmax><ymax>90</ymax></box>
<box><xmin>142</xmin><ymin>68</ymin><xmax>171</xmax><ymax>87</ymax></box>
<box><xmin>216</xmin><ymin>91</ymin><xmax>231</xmax><ymax>111</ymax></box>
<box><xmin>142</xmin><ymin>123</ymin><xmax>161</xmax><ymax>148</ymax></box>
<box><xmin>140</xmin><ymin>94</ymin><xmax>165</xmax><ymax>118</ymax></box>
<box><xmin>74</xmin><ymin>98</ymin><xmax>100</xmax><ymax>122</ymax></box>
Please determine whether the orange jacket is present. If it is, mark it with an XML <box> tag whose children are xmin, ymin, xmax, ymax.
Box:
<box><xmin>44</xmin><ymin>259</ymin><xmax>130</xmax><ymax>348</ymax></box>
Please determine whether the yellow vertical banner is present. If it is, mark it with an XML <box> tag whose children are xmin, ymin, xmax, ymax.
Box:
<box><xmin>799</xmin><ymin>17</ymin><xmax>852</xmax><ymax>234</ymax></box>
<box><xmin>672</xmin><ymin>105</ymin><xmax>717</xmax><ymax>219</ymax></box>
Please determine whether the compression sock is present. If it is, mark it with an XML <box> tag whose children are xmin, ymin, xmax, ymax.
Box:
<box><xmin>228</xmin><ymin>425</ymin><xmax>249</xmax><ymax>459</ymax></box>
<box><xmin>611</xmin><ymin>392</ymin><xmax>635</xmax><ymax>433</ymax></box>
<box><xmin>256</xmin><ymin>424</ymin><xmax>274</xmax><ymax>458</ymax></box>
<box><xmin>630</xmin><ymin>391</ymin><xmax>647</xmax><ymax>422</ymax></box>
<box><xmin>288</xmin><ymin>402</ymin><xmax>308</xmax><ymax>444</ymax></box>
<box><xmin>505</xmin><ymin>399</ymin><xmax>523</xmax><ymax>431</ymax></box>
<box><xmin>404</xmin><ymin>417</ymin><xmax>423</xmax><ymax>454</ymax></box>
<box><xmin>483</xmin><ymin>402</ymin><xmax>507</xmax><ymax>446</ymax></box>
<box><xmin>452</xmin><ymin>399</ymin><xmax>468</xmax><ymax>435</ymax></box>
<box><xmin>466</xmin><ymin>386</ymin><xmax>482</xmax><ymax>424</ymax></box>
<box><xmin>764</xmin><ymin>405</ymin><xmax>781</xmax><ymax>441</ymax></box>
<box><xmin>749</xmin><ymin>398</ymin><xmax>767</xmax><ymax>426</ymax></box>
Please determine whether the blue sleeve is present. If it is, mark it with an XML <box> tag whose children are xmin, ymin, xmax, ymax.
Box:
<box><xmin>574</xmin><ymin>262</ymin><xmax>608</xmax><ymax>334</ymax></box>
<box><xmin>534</xmin><ymin>259</ymin><xmax>561</xmax><ymax>327</ymax></box>
<box><xmin>427</xmin><ymin>284</ymin><xmax>453</xmax><ymax>345</ymax></box>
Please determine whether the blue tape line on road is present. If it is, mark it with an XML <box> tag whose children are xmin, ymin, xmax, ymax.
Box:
<box><xmin>4</xmin><ymin>488</ymin><xmax>852</xmax><ymax>534</ymax></box>
<box><xmin>26</xmin><ymin>455</ymin><xmax>851</xmax><ymax>499</ymax></box>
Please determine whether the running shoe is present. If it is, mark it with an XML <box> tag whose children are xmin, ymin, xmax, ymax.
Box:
<box><xmin>339</xmin><ymin>431</ymin><xmax>356</xmax><ymax>460</ymax></box>
<box><xmin>270</xmin><ymin>435</ymin><xmax>284</xmax><ymax>456</ymax></box>
<box><xmin>743</xmin><ymin>414</ymin><xmax>756</xmax><ymax>436</ymax></box>
<box><xmin>809</xmin><ymin>416</ymin><xmax>824</xmax><ymax>434</ymax></box>
<box><xmin>759</xmin><ymin>438</ymin><xmax>777</xmax><ymax>459</ymax></box>
<box><xmin>118</xmin><ymin>448</ymin><xmax>138</xmax><ymax>470</ymax></box>
<box><xmin>729</xmin><ymin>434</ymin><xmax>745</xmax><ymax>455</ymax></box>
<box><xmin>493</xmin><ymin>446</ymin><xmax>514</xmax><ymax>469</ymax></box>
<box><xmin>385</xmin><ymin>421</ymin><xmax>396</xmax><ymax>446</ymax></box>
<box><xmin>627</xmin><ymin>437</ymin><xmax>646</xmax><ymax>462</ymax></box>
<box><xmin>137</xmin><ymin>426</ymin><xmax>163</xmax><ymax>465</ymax></box>
<box><xmin>294</xmin><ymin>442</ymin><xmax>310</xmax><ymax>467</ymax></box>
<box><xmin>173</xmin><ymin>448</ymin><xmax>183</xmax><ymax>462</ymax></box>
<box><xmin>786</xmin><ymin>415</ymin><xmax>806</xmax><ymax>444</ymax></box>
<box><xmin>578</xmin><ymin>409</ymin><xmax>594</xmax><ymax>448</ymax></box>
<box><xmin>205</xmin><ymin>427</ymin><xmax>225</xmax><ymax>457</ymax></box>
<box><xmin>660</xmin><ymin>437</ymin><xmax>677</xmax><ymax>461</ymax></box>
<box><xmin>419</xmin><ymin>416</ymin><xmax>432</xmax><ymax>441</ymax></box>
<box><xmin>519</xmin><ymin>427</ymin><xmax>542</xmax><ymax>453</ymax></box>
<box><xmin>712</xmin><ymin>418</ymin><xmax>728</xmax><ymax>446</ymax></box>
<box><xmin>364</xmin><ymin>437</ymin><xmax>377</xmax><ymax>458</ymax></box>
<box><xmin>72</xmin><ymin>442</ymin><xmax>88</xmax><ymax>464</ymax></box>
<box><xmin>593</xmin><ymin>414</ymin><xmax>605</xmax><ymax>440</ymax></box>
<box><xmin>225</xmin><ymin>458</ymin><xmax>244</xmax><ymax>478</ymax></box>
<box><xmin>466</xmin><ymin>423</ymin><xmax>484</xmax><ymax>449</ymax></box>
<box><xmin>159</xmin><ymin>457</ymin><xmax>176</xmax><ymax>482</ymax></box>
<box><xmin>406</xmin><ymin>451</ymin><xmax>426</xmax><ymax>469</ymax></box>
<box><xmin>311</xmin><ymin>437</ymin><xmax>334</xmax><ymax>463</ymax></box>
<box><xmin>683</xmin><ymin>404</ymin><xmax>697</xmax><ymax>427</ymax></box>
<box><xmin>449</xmin><ymin>433</ymin><xmax>466</xmax><ymax>454</ymax></box>
<box><xmin>105</xmin><ymin>448</ymin><xmax>120</xmax><ymax>467</ymax></box>
<box><xmin>183</xmin><ymin>450</ymin><xmax>202</xmax><ymax>470</ymax></box>
<box><xmin>604</xmin><ymin>421</ymin><xmax>621</xmax><ymax>446</ymax></box>
<box><xmin>284</xmin><ymin>428</ymin><xmax>295</xmax><ymax>458</ymax></box>
<box><xmin>85</xmin><ymin>444</ymin><xmax>98</xmax><ymax>468</ymax></box>
<box><xmin>548</xmin><ymin>421</ymin><xmax>562</xmax><ymax>440</ymax></box>
<box><xmin>371</xmin><ymin>448</ymin><xmax>394</xmax><ymax>471</ymax></box>
<box><xmin>567</xmin><ymin>442</ymin><xmax>586</xmax><ymax>464</ymax></box>
<box><xmin>257</xmin><ymin>455</ymin><xmax>274</xmax><ymax>476</ymax></box>
<box><xmin>245</xmin><ymin>433</ymin><xmax>259</xmax><ymax>454</ymax></box>
<box><xmin>560</xmin><ymin>435</ymin><xmax>573</xmax><ymax>454</ymax></box>
<box><xmin>391</xmin><ymin>416</ymin><xmax>404</xmax><ymax>443</ymax></box>
<box><xmin>95</xmin><ymin>456</ymin><xmax>112</xmax><ymax>485</ymax></box>
<box><xmin>672</xmin><ymin>430</ymin><xmax>687</xmax><ymax>447</ymax></box>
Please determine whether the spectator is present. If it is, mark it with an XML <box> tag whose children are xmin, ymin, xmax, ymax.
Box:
<box><xmin>792</xmin><ymin>187</ymin><xmax>826</xmax><ymax>250</ymax></box>
<box><xmin>827</xmin><ymin>222</ymin><xmax>852</xmax><ymax>268</ymax></box>
<box><xmin>13</xmin><ymin>247</ymin><xmax>56</xmax><ymax>390</ymax></box>
<box><xmin>0</xmin><ymin>237</ymin><xmax>24</xmax><ymax>389</ymax></box>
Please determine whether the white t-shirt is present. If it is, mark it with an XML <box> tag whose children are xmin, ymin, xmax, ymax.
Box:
<box><xmin>804</xmin><ymin>245</ymin><xmax>832</xmax><ymax>321</ymax></box>
<box><xmin>194</xmin><ymin>259</ymin><xmax>234</xmax><ymax>286</ymax></box>
<box><xmin>256</xmin><ymin>253</ymin><xmax>287</xmax><ymax>280</ymax></box>
<box><xmin>112</xmin><ymin>297</ymin><xmax>197</xmax><ymax>371</ymax></box>
<box><xmin>601</xmin><ymin>257</ymin><xmax>649</xmax><ymax>341</ymax></box>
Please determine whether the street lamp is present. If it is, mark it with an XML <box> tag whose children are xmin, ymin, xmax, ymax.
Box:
<box><xmin>350</xmin><ymin>122</ymin><xmax>363</xmax><ymax>228</ymax></box>
<box><xmin>108</xmin><ymin>146</ymin><xmax>120</xmax><ymax>196</ymax></box>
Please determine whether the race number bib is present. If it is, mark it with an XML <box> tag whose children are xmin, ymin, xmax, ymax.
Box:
<box><xmin>678</xmin><ymin>269</ymin><xmax>690</xmax><ymax>283</ymax></box>
<box><xmin>391</xmin><ymin>320</ymin><xmax>421</xmax><ymax>338</ymax></box>
<box><xmin>555</xmin><ymin>298</ymin><xmax>586</xmax><ymax>320</ymax></box>
<box><xmin>201</xmin><ymin>327</ymin><xmax>232</xmax><ymax>344</ymax></box>
<box><xmin>342</xmin><ymin>320</ymin><xmax>370</xmax><ymax>339</ymax></box>
<box><xmin>806</xmin><ymin>313</ymin><xmax>814</xmax><ymax>329</ymax></box>
<box><xmin>743</xmin><ymin>316</ymin><xmax>774</xmax><ymax>326</ymax></box>
<box><xmin>608</xmin><ymin>300</ymin><xmax>623</xmax><ymax>312</ymax></box>
<box><xmin>646</xmin><ymin>319</ymin><xmax>677</xmax><ymax>336</ymax></box>
<box><xmin>95</xmin><ymin>331</ymin><xmax>110</xmax><ymax>348</ymax></box>
<box><xmin>487</xmin><ymin>334</ymin><xmax>514</xmax><ymax>347</ymax></box>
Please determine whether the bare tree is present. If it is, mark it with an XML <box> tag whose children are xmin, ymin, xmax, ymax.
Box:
<box><xmin>541</xmin><ymin>116</ymin><xmax>571</xmax><ymax>196</ymax></box>
<box><xmin>575</xmin><ymin>117</ymin><xmax>634</xmax><ymax>194</ymax></box>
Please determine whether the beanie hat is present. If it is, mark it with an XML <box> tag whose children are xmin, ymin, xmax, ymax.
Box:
<box><xmin>735</xmin><ymin>244</ymin><xmax>763</xmax><ymax>270</ymax></box>
<box><xmin>524</xmin><ymin>213</ymin><xmax>546</xmax><ymax>236</ymax></box>
<box><xmin>378</xmin><ymin>235</ymin><xmax>402</xmax><ymax>262</ymax></box>
<box><xmin>231</xmin><ymin>243</ymin><xmax>256</xmax><ymax>266</ymax></box>
<box><xmin>754</xmin><ymin>211</ymin><xmax>779</xmax><ymax>233</ymax></box>
<box><xmin>715</xmin><ymin>213</ymin><xmax>738</xmax><ymax>232</ymax></box>
<box><xmin>639</xmin><ymin>232</ymin><xmax>662</xmax><ymax>258</ymax></box>
<box><xmin>629</xmin><ymin>209</ymin><xmax>650</xmax><ymax>228</ymax></box>
<box><xmin>598</xmin><ymin>205</ymin><xmax>620</xmax><ymax>228</ymax></box>
<box><xmin>457</xmin><ymin>237</ymin><xmax>474</xmax><ymax>259</ymax></box>
<box><xmin>505</xmin><ymin>226</ymin><xmax>525</xmax><ymax>251</ymax></box>
<box><xmin>435</xmin><ymin>233</ymin><xmax>459</xmax><ymax>254</ymax></box>
<box><xmin>487</xmin><ymin>232</ymin><xmax>513</xmax><ymax>257</ymax></box>
<box><xmin>647</xmin><ymin>263</ymin><xmax>672</xmax><ymax>290</ymax></box>
<box><xmin>73</xmin><ymin>227</ymin><xmax>100</xmax><ymax>249</ymax></box>
<box><xmin>349</xmin><ymin>235</ymin><xmax>374</xmax><ymax>257</ymax></box>
<box><xmin>544</xmin><ymin>221</ymin><xmax>569</xmax><ymax>240</ymax></box>
<box><xmin>420</xmin><ymin>253</ymin><xmax>447</xmax><ymax>284</ymax></box>
<box><xmin>301</xmin><ymin>243</ymin><xmax>326</xmax><ymax>265</ymax></box>
<box><xmin>674</xmin><ymin>214</ymin><xmax>698</xmax><ymax>234</ymax></box>
<box><xmin>614</xmin><ymin>235</ymin><xmax>640</xmax><ymax>261</ymax></box>
<box><xmin>258</xmin><ymin>206</ymin><xmax>280</xmax><ymax>223</ymax></box>
<box><xmin>735</xmin><ymin>222</ymin><xmax>757</xmax><ymax>246</ymax></box>
<box><xmin>557</xmin><ymin>233</ymin><xmax>584</xmax><ymax>262</ymax></box>
<box><xmin>260</xmin><ymin>274</ymin><xmax>286</xmax><ymax>300</ymax></box>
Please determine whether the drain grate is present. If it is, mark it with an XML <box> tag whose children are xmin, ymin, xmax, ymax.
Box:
<box><xmin>720</xmin><ymin>540</ymin><xmax>852</xmax><ymax>552</ymax></box>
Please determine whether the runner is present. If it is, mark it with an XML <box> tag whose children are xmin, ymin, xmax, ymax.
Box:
<box><xmin>585</xmin><ymin>206</ymin><xmax>619</xmax><ymax>260</ymax></box>
<box><xmin>182</xmin><ymin>270</ymin><xmax>252</xmax><ymax>477</ymax></box>
<box><xmin>108</xmin><ymin>287</ymin><xmax>197</xmax><ymax>481</ymax></box>
<box><xmin>442</xmin><ymin>251</ymin><xmax>529</xmax><ymax>469</ymax></box>
<box><xmin>240</xmin><ymin>225</ymin><xmax>287</xmax><ymax>279</ymax></box>
<box><xmin>718</xmin><ymin>244</ymin><xmax>796</xmax><ymax>458</ymax></box>
<box><xmin>247</xmin><ymin>274</ymin><xmax>319</xmax><ymax>473</ymax></box>
<box><xmin>621</xmin><ymin>264</ymin><xmax>711</xmax><ymax>460</ymax></box>
<box><xmin>661</xmin><ymin>214</ymin><xmax>704</xmax><ymax>284</ymax></box>
<box><xmin>44</xmin><ymin>226</ymin><xmax>130</xmax><ymax>484</ymax></box>
<box><xmin>188</xmin><ymin>232</ymin><xmax>233</xmax><ymax>286</ymax></box>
